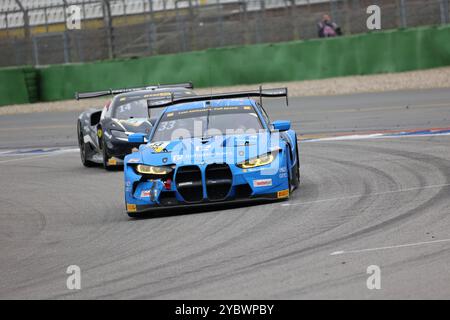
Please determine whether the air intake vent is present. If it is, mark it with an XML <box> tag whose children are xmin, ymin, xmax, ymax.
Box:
<box><xmin>235</xmin><ymin>183</ymin><xmax>253</xmax><ymax>199</ymax></box>
<box><xmin>175</xmin><ymin>166</ymin><xmax>203</xmax><ymax>203</ymax></box>
<box><xmin>205</xmin><ymin>164</ymin><xmax>232</xmax><ymax>201</ymax></box>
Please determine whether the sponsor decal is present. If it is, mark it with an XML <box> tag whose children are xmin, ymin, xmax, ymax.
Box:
<box><xmin>166</xmin><ymin>112</ymin><xmax>174</xmax><ymax>117</ymax></box>
<box><xmin>149</xmin><ymin>141</ymin><xmax>170</xmax><ymax>153</ymax></box>
<box><xmin>144</xmin><ymin>92</ymin><xmax>172</xmax><ymax>98</ymax></box>
<box><xmin>128</xmin><ymin>158</ymin><xmax>139</xmax><ymax>163</ymax></box>
<box><xmin>253</xmin><ymin>179</ymin><xmax>272</xmax><ymax>187</ymax></box>
<box><xmin>97</xmin><ymin>128</ymin><xmax>102</xmax><ymax>138</ymax></box>
<box><xmin>141</xmin><ymin>190</ymin><xmax>150</xmax><ymax>197</ymax></box>
<box><xmin>279</xmin><ymin>172</ymin><xmax>288</xmax><ymax>179</ymax></box>
<box><xmin>172</xmin><ymin>105</ymin><xmax>255</xmax><ymax>117</ymax></box>
<box><xmin>279</xmin><ymin>166</ymin><xmax>288</xmax><ymax>178</ymax></box>
<box><xmin>173</xmin><ymin>154</ymin><xmax>183</xmax><ymax>162</ymax></box>
<box><xmin>277</xmin><ymin>189</ymin><xmax>289</xmax><ymax>199</ymax></box>
<box><xmin>195</xmin><ymin>145</ymin><xmax>211</xmax><ymax>152</ymax></box>
<box><xmin>127</xmin><ymin>203</ymin><xmax>137</xmax><ymax>212</ymax></box>
<box><xmin>246</xmin><ymin>167</ymin><xmax>262</xmax><ymax>172</ymax></box>
<box><xmin>162</xmin><ymin>157</ymin><xmax>168</xmax><ymax>164</ymax></box>
<box><xmin>178</xmin><ymin>182</ymin><xmax>193</xmax><ymax>187</ymax></box>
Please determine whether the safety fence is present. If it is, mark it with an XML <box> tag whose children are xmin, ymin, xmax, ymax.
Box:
<box><xmin>0</xmin><ymin>0</ymin><xmax>449</xmax><ymax>67</ymax></box>
<box><xmin>1</xmin><ymin>24</ymin><xmax>449</xmax><ymax>106</ymax></box>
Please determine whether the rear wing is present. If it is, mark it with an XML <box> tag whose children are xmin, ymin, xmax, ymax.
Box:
<box><xmin>147</xmin><ymin>87</ymin><xmax>289</xmax><ymax>109</ymax></box>
<box><xmin>75</xmin><ymin>82</ymin><xmax>194</xmax><ymax>100</ymax></box>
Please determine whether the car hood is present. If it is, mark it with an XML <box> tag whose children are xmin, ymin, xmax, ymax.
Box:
<box><xmin>111</xmin><ymin>118</ymin><xmax>152</xmax><ymax>134</ymax></box>
<box><xmin>135</xmin><ymin>132</ymin><xmax>282</xmax><ymax>166</ymax></box>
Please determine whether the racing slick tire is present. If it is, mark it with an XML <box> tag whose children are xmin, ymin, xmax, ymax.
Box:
<box><xmin>293</xmin><ymin>142</ymin><xmax>300</xmax><ymax>190</ymax></box>
<box><xmin>287</xmin><ymin>138</ymin><xmax>300</xmax><ymax>193</ymax></box>
<box><xmin>77</xmin><ymin>121</ymin><xmax>95</xmax><ymax>167</ymax></box>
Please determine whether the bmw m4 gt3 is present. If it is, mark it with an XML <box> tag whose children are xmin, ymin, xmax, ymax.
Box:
<box><xmin>123</xmin><ymin>88</ymin><xmax>299</xmax><ymax>217</ymax></box>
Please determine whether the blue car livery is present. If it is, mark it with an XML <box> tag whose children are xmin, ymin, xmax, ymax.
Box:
<box><xmin>123</xmin><ymin>88</ymin><xmax>299</xmax><ymax>216</ymax></box>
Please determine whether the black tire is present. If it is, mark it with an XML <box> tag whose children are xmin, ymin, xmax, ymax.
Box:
<box><xmin>77</xmin><ymin>122</ymin><xmax>95</xmax><ymax>167</ymax></box>
<box><xmin>101</xmin><ymin>136</ymin><xmax>115</xmax><ymax>171</ymax></box>
<box><xmin>287</xmin><ymin>142</ymin><xmax>300</xmax><ymax>194</ymax></box>
<box><xmin>292</xmin><ymin>143</ymin><xmax>300</xmax><ymax>189</ymax></box>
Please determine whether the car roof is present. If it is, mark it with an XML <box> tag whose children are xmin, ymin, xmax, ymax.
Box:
<box><xmin>110</xmin><ymin>87</ymin><xmax>196</xmax><ymax>109</ymax></box>
<box><xmin>164</xmin><ymin>98</ymin><xmax>257</xmax><ymax>113</ymax></box>
<box><xmin>113</xmin><ymin>87</ymin><xmax>194</xmax><ymax>100</ymax></box>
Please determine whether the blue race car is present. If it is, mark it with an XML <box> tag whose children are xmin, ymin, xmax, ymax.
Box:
<box><xmin>123</xmin><ymin>88</ymin><xmax>299</xmax><ymax>217</ymax></box>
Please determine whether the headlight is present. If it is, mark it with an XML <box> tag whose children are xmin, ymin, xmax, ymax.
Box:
<box><xmin>135</xmin><ymin>165</ymin><xmax>172</xmax><ymax>175</ymax></box>
<box><xmin>110</xmin><ymin>130</ymin><xmax>128</xmax><ymax>139</ymax></box>
<box><xmin>236</xmin><ymin>151</ymin><xmax>277</xmax><ymax>169</ymax></box>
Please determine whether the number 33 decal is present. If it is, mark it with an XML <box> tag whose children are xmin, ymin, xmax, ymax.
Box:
<box><xmin>158</xmin><ymin>121</ymin><xmax>175</xmax><ymax>131</ymax></box>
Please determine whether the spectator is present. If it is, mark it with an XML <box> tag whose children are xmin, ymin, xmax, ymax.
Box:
<box><xmin>318</xmin><ymin>14</ymin><xmax>342</xmax><ymax>38</ymax></box>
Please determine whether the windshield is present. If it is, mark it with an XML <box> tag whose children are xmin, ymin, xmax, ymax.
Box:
<box><xmin>152</xmin><ymin>105</ymin><xmax>263</xmax><ymax>142</ymax></box>
<box><xmin>113</xmin><ymin>100</ymin><xmax>148</xmax><ymax>120</ymax></box>
<box><xmin>112</xmin><ymin>89</ymin><xmax>195</xmax><ymax>120</ymax></box>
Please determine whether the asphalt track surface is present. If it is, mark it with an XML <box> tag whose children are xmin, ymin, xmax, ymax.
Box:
<box><xmin>1</xmin><ymin>88</ymin><xmax>450</xmax><ymax>299</ymax></box>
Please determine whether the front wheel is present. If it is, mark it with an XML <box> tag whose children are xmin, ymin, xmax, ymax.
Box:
<box><xmin>287</xmin><ymin>145</ymin><xmax>300</xmax><ymax>194</ymax></box>
<box><xmin>77</xmin><ymin>122</ymin><xmax>95</xmax><ymax>167</ymax></box>
<box><xmin>292</xmin><ymin>144</ymin><xmax>300</xmax><ymax>190</ymax></box>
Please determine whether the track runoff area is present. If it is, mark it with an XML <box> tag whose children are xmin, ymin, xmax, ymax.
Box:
<box><xmin>1</xmin><ymin>88</ymin><xmax>450</xmax><ymax>309</ymax></box>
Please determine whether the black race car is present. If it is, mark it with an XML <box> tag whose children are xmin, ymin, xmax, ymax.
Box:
<box><xmin>76</xmin><ymin>83</ymin><xmax>195</xmax><ymax>170</ymax></box>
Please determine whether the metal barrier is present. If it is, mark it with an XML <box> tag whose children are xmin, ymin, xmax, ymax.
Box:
<box><xmin>0</xmin><ymin>0</ymin><xmax>449</xmax><ymax>67</ymax></box>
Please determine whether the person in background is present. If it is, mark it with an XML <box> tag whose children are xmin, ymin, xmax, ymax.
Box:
<box><xmin>318</xmin><ymin>14</ymin><xmax>342</xmax><ymax>38</ymax></box>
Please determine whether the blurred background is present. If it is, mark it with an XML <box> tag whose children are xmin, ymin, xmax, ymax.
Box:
<box><xmin>0</xmin><ymin>0</ymin><xmax>449</xmax><ymax>67</ymax></box>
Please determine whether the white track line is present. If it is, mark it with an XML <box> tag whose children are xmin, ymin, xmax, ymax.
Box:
<box><xmin>330</xmin><ymin>238</ymin><xmax>450</xmax><ymax>256</ymax></box>
<box><xmin>301</xmin><ymin>132</ymin><xmax>450</xmax><ymax>143</ymax></box>
<box><xmin>0</xmin><ymin>148</ymin><xmax>78</xmax><ymax>164</ymax></box>
<box><xmin>282</xmin><ymin>183</ymin><xmax>450</xmax><ymax>207</ymax></box>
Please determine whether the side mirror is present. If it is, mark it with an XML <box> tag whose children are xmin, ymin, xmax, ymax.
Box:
<box><xmin>272</xmin><ymin>120</ymin><xmax>291</xmax><ymax>132</ymax></box>
<box><xmin>128</xmin><ymin>133</ymin><xmax>147</xmax><ymax>144</ymax></box>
